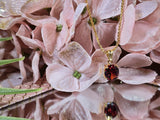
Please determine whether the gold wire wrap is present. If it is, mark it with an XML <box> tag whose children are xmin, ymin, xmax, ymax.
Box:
<box><xmin>85</xmin><ymin>0</ymin><xmax>125</xmax><ymax>63</ymax></box>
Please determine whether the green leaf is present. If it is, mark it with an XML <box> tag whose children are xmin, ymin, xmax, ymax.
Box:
<box><xmin>0</xmin><ymin>37</ymin><xmax>12</xmax><ymax>41</ymax></box>
<box><xmin>0</xmin><ymin>116</ymin><xmax>30</xmax><ymax>120</ymax></box>
<box><xmin>0</xmin><ymin>57</ymin><xmax>25</xmax><ymax>66</ymax></box>
<box><xmin>0</xmin><ymin>87</ymin><xmax>42</xmax><ymax>95</ymax></box>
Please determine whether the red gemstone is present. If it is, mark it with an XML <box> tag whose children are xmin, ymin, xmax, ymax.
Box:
<box><xmin>104</xmin><ymin>64</ymin><xmax>119</xmax><ymax>81</ymax></box>
<box><xmin>104</xmin><ymin>102</ymin><xmax>119</xmax><ymax>118</ymax></box>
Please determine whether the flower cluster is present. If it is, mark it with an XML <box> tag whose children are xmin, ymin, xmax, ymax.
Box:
<box><xmin>0</xmin><ymin>0</ymin><xmax>160</xmax><ymax>120</ymax></box>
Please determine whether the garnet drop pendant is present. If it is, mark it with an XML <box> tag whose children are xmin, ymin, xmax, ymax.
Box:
<box><xmin>104</xmin><ymin>102</ymin><xmax>119</xmax><ymax>119</ymax></box>
<box><xmin>104</xmin><ymin>64</ymin><xmax>119</xmax><ymax>81</ymax></box>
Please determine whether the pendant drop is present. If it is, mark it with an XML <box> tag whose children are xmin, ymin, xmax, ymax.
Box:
<box><xmin>104</xmin><ymin>64</ymin><xmax>119</xmax><ymax>81</ymax></box>
<box><xmin>104</xmin><ymin>102</ymin><xmax>119</xmax><ymax>119</ymax></box>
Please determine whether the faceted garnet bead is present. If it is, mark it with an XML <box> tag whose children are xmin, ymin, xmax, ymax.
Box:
<box><xmin>104</xmin><ymin>64</ymin><xmax>119</xmax><ymax>81</ymax></box>
<box><xmin>104</xmin><ymin>102</ymin><xmax>119</xmax><ymax>118</ymax></box>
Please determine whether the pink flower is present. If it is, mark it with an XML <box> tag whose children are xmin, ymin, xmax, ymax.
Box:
<box><xmin>73</xmin><ymin>0</ymin><xmax>122</xmax><ymax>54</ymax></box>
<box><xmin>92</xmin><ymin>46</ymin><xmax>157</xmax><ymax>84</ymax></box>
<box><xmin>0</xmin><ymin>0</ymin><xmax>54</xmax><ymax>30</ymax></box>
<box><xmin>114</xmin><ymin>84</ymin><xmax>157</xmax><ymax>120</ymax></box>
<box><xmin>47</xmin><ymin>84</ymin><xmax>114</xmax><ymax>120</ymax></box>
<box><xmin>14</xmin><ymin>24</ymin><xmax>44</xmax><ymax>82</ymax></box>
<box><xmin>149</xmin><ymin>94</ymin><xmax>160</xmax><ymax>119</ymax></box>
<box><xmin>46</xmin><ymin>42</ymin><xmax>101</xmax><ymax>92</ymax></box>
<box><xmin>120</xmin><ymin>1</ymin><xmax>160</xmax><ymax>54</ymax></box>
<box><xmin>150</xmin><ymin>46</ymin><xmax>160</xmax><ymax>64</ymax></box>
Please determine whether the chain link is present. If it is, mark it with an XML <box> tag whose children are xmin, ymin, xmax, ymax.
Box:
<box><xmin>85</xmin><ymin>0</ymin><xmax>125</xmax><ymax>62</ymax></box>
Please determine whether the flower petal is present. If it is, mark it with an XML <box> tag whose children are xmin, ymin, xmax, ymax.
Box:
<box><xmin>90</xmin><ymin>84</ymin><xmax>114</xmax><ymax>102</ymax></box>
<box><xmin>47</xmin><ymin>96</ymin><xmax>74</xmax><ymax>115</ymax></box>
<box><xmin>73</xmin><ymin>19</ymin><xmax>93</xmax><ymax>54</ymax></box>
<box><xmin>19</xmin><ymin>53</ymin><xmax>27</xmax><ymax>80</ymax></box>
<box><xmin>41</xmin><ymin>22</ymin><xmax>57</xmax><ymax>55</ymax></box>
<box><xmin>150</xmin><ymin>110</ymin><xmax>160</xmax><ymax>119</ymax></box>
<box><xmin>77</xmin><ymin>88</ymin><xmax>103</xmax><ymax>114</ymax></box>
<box><xmin>95</xmin><ymin>0</ymin><xmax>121</xmax><ymax>19</ymax></box>
<box><xmin>117</xmin><ymin>53</ymin><xmax>152</xmax><ymax>68</ymax></box>
<box><xmin>91</xmin><ymin>113</ymin><xmax>106</xmax><ymax>120</ymax></box>
<box><xmin>59</xmin><ymin>42</ymin><xmax>91</xmax><ymax>72</ymax></box>
<box><xmin>56</xmin><ymin>14</ymin><xmax>69</xmax><ymax>50</ymax></box>
<box><xmin>59</xmin><ymin>100</ymin><xmax>92</xmax><ymax>120</ymax></box>
<box><xmin>149</xmin><ymin>96</ymin><xmax>160</xmax><ymax>110</ymax></box>
<box><xmin>122</xmin><ymin>21</ymin><xmax>160</xmax><ymax>54</ymax></box>
<box><xmin>53</xmin><ymin>90</ymin><xmax>71</xmax><ymax>99</ymax></box>
<box><xmin>114</xmin><ymin>84</ymin><xmax>157</xmax><ymax>102</ymax></box>
<box><xmin>130</xmin><ymin>21</ymin><xmax>159</xmax><ymax>43</ymax></box>
<box><xmin>150</xmin><ymin>50</ymin><xmax>160</xmax><ymax>64</ymax></box>
<box><xmin>50</xmin><ymin>0</ymin><xmax>63</xmax><ymax>19</ymax></box>
<box><xmin>46</xmin><ymin>63</ymin><xmax>79</xmax><ymax>92</ymax></box>
<box><xmin>12</xmin><ymin>32</ymin><xmax>27</xmax><ymax>80</ymax></box>
<box><xmin>23</xmin><ymin>14</ymin><xmax>56</xmax><ymax>27</ymax></box>
<box><xmin>0</xmin><ymin>0</ymin><xmax>27</xmax><ymax>16</ymax></box>
<box><xmin>115</xmin><ymin>92</ymin><xmax>150</xmax><ymax>120</ymax></box>
<box><xmin>78</xmin><ymin>63</ymin><xmax>101</xmax><ymax>92</ymax></box>
<box><xmin>144</xmin><ymin>2</ymin><xmax>160</xmax><ymax>25</ymax></box>
<box><xmin>93</xmin><ymin>22</ymin><xmax>116</xmax><ymax>48</ymax></box>
<box><xmin>120</xmin><ymin>4</ymin><xmax>135</xmax><ymax>45</ymax></box>
<box><xmin>21</xmin><ymin>0</ymin><xmax>54</xmax><ymax>13</ymax></box>
<box><xmin>32</xmin><ymin>51</ymin><xmax>40</xmax><ymax>83</ymax></box>
<box><xmin>135</xmin><ymin>1</ymin><xmax>158</xmax><ymax>20</ymax></box>
<box><xmin>31</xmin><ymin>27</ymin><xmax>42</xmax><ymax>40</ymax></box>
<box><xmin>61</xmin><ymin>0</ymin><xmax>74</xmax><ymax>27</ymax></box>
<box><xmin>34</xmin><ymin>99</ymin><xmax>45</xmax><ymax>120</ymax></box>
<box><xmin>118</xmin><ymin>68</ymin><xmax>157</xmax><ymax>84</ymax></box>
<box><xmin>0</xmin><ymin>17</ymin><xmax>24</xmax><ymax>30</ymax></box>
<box><xmin>16</xmin><ymin>24</ymin><xmax>45</xmax><ymax>50</ymax></box>
<box><xmin>67</xmin><ymin>3</ymin><xmax>87</xmax><ymax>43</ymax></box>
<box><xmin>0</xmin><ymin>48</ymin><xmax>5</xmax><ymax>60</ymax></box>
<box><xmin>128</xmin><ymin>0</ymin><xmax>137</xmax><ymax>5</ymax></box>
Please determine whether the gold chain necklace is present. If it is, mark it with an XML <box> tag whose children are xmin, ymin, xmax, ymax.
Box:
<box><xmin>85</xmin><ymin>0</ymin><xmax>125</xmax><ymax>81</ymax></box>
<box><xmin>85</xmin><ymin>0</ymin><xmax>125</xmax><ymax>119</ymax></box>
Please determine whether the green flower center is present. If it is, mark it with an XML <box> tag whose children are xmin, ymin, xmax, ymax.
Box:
<box><xmin>88</xmin><ymin>17</ymin><xmax>97</xmax><ymax>26</ymax></box>
<box><xmin>73</xmin><ymin>70</ymin><xmax>81</xmax><ymax>79</ymax></box>
<box><xmin>81</xmin><ymin>7</ymin><xmax>87</xmax><ymax>15</ymax></box>
<box><xmin>56</xmin><ymin>24</ymin><xmax>63</xmax><ymax>32</ymax></box>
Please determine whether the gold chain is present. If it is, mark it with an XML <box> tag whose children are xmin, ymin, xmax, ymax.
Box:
<box><xmin>85</xmin><ymin>0</ymin><xmax>125</xmax><ymax>63</ymax></box>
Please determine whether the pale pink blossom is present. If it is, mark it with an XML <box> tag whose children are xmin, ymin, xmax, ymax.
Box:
<box><xmin>22</xmin><ymin>1</ymin><xmax>86</xmax><ymax>56</ymax></box>
<box><xmin>46</xmin><ymin>42</ymin><xmax>101</xmax><ymax>92</ymax></box>
<box><xmin>73</xmin><ymin>0</ymin><xmax>123</xmax><ymax>54</ymax></box>
<box><xmin>0</xmin><ymin>0</ymin><xmax>160</xmax><ymax>119</ymax></box>
<box><xmin>150</xmin><ymin>46</ymin><xmax>160</xmax><ymax>64</ymax></box>
<box><xmin>92</xmin><ymin>46</ymin><xmax>157</xmax><ymax>84</ymax></box>
<box><xmin>0</xmin><ymin>0</ymin><xmax>55</xmax><ymax>30</ymax></box>
<box><xmin>21</xmin><ymin>0</ymin><xmax>54</xmax><ymax>14</ymax></box>
<box><xmin>15</xmin><ymin>24</ymin><xmax>44</xmax><ymax>82</ymax></box>
<box><xmin>149</xmin><ymin>95</ymin><xmax>160</xmax><ymax>119</ymax></box>
<box><xmin>120</xmin><ymin>1</ymin><xmax>160</xmax><ymax>54</ymax></box>
<box><xmin>47</xmin><ymin>84</ymin><xmax>114</xmax><ymax>120</ymax></box>
<box><xmin>0</xmin><ymin>0</ymin><xmax>27</xmax><ymax>30</ymax></box>
<box><xmin>11</xmin><ymin>32</ymin><xmax>27</xmax><ymax>80</ymax></box>
<box><xmin>144</xmin><ymin>0</ymin><xmax>160</xmax><ymax>25</ymax></box>
<box><xmin>114</xmin><ymin>84</ymin><xmax>157</xmax><ymax>120</ymax></box>
<box><xmin>32</xmin><ymin>51</ymin><xmax>41</xmax><ymax>83</ymax></box>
